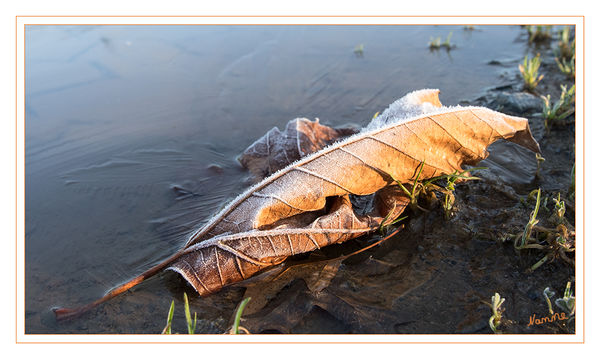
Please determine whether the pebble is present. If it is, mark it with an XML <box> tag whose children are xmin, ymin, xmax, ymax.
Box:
<box><xmin>489</xmin><ymin>91</ymin><xmax>543</xmax><ymax>115</ymax></box>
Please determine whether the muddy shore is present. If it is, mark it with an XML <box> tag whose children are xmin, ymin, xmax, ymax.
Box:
<box><xmin>224</xmin><ymin>29</ymin><xmax>577</xmax><ymax>335</ymax></box>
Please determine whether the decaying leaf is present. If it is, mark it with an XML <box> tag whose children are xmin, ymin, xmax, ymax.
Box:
<box><xmin>184</xmin><ymin>91</ymin><xmax>539</xmax><ymax>249</ymax></box>
<box><xmin>365</xmin><ymin>88</ymin><xmax>443</xmax><ymax>130</ymax></box>
<box><xmin>239</xmin><ymin>118</ymin><xmax>358</xmax><ymax>180</ymax></box>
<box><xmin>240</xmin><ymin>89</ymin><xmax>444</xmax><ymax>181</ymax></box>
<box><xmin>374</xmin><ymin>186</ymin><xmax>412</xmax><ymax>224</ymax></box>
<box><xmin>170</xmin><ymin>89</ymin><xmax>538</xmax><ymax>296</ymax></box>
<box><xmin>54</xmin><ymin>89</ymin><xmax>540</xmax><ymax>320</ymax></box>
<box><xmin>167</xmin><ymin>195</ymin><xmax>384</xmax><ymax>295</ymax></box>
<box><xmin>305</xmin><ymin>260</ymin><xmax>343</xmax><ymax>293</ymax></box>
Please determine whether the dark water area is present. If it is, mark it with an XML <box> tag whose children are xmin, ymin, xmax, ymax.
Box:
<box><xmin>25</xmin><ymin>25</ymin><xmax>574</xmax><ymax>334</ymax></box>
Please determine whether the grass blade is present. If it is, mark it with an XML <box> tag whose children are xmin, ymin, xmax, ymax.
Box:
<box><xmin>183</xmin><ymin>292</ymin><xmax>195</xmax><ymax>334</ymax></box>
<box><xmin>231</xmin><ymin>297</ymin><xmax>251</xmax><ymax>334</ymax></box>
<box><xmin>161</xmin><ymin>300</ymin><xmax>175</xmax><ymax>334</ymax></box>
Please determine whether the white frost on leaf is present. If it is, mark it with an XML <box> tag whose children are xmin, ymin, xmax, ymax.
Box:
<box><xmin>366</xmin><ymin>88</ymin><xmax>447</xmax><ymax>130</ymax></box>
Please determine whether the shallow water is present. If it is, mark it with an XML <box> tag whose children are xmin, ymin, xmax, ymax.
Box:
<box><xmin>25</xmin><ymin>25</ymin><xmax>545</xmax><ymax>334</ymax></box>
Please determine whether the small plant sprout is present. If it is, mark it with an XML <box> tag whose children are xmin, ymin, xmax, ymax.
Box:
<box><xmin>442</xmin><ymin>190</ymin><xmax>454</xmax><ymax>219</ymax></box>
<box><xmin>160</xmin><ymin>295</ymin><xmax>257</xmax><ymax>335</ymax></box>
<box><xmin>552</xmin><ymin>193</ymin><xmax>566</xmax><ymax>224</ymax></box>
<box><xmin>555</xmin><ymin>56</ymin><xmax>575</xmax><ymax>79</ymax></box>
<box><xmin>353</xmin><ymin>43</ymin><xmax>364</xmax><ymax>57</ymax></box>
<box><xmin>519</xmin><ymin>53</ymin><xmax>544</xmax><ymax>92</ymax></box>
<box><xmin>535</xmin><ymin>153</ymin><xmax>545</xmax><ymax>177</ymax></box>
<box><xmin>528</xmin><ymin>222</ymin><xmax>575</xmax><ymax>271</ymax></box>
<box><xmin>161</xmin><ymin>300</ymin><xmax>175</xmax><ymax>334</ymax></box>
<box><xmin>543</xmin><ymin>287</ymin><xmax>556</xmax><ymax>315</ymax></box>
<box><xmin>378</xmin><ymin>203</ymin><xmax>408</xmax><ymax>234</ymax></box>
<box><xmin>510</xmin><ymin>188</ymin><xmax>575</xmax><ymax>271</ymax></box>
<box><xmin>229</xmin><ymin>297</ymin><xmax>252</xmax><ymax>334</ymax></box>
<box><xmin>183</xmin><ymin>292</ymin><xmax>197</xmax><ymax>334</ymax></box>
<box><xmin>390</xmin><ymin>163</ymin><xmax>484</xmax><ymax>217</ymax></box>
<box><xmin>486</xmin><ymin>293</ymin><xmax>506</xmax><ymax>334</ymax></box>
<box><xmin>390</xmin><ymin>161</ymin><xmax>427</xmax><ymax>212</ymax></box>
<box><xmin>555</xmin><ymin>281</ymin><xmax>575</xmax><ymax>316</ymax></box>
<box><xmin>526</xmin><ymin>25</ymin><xmax>553</xmax><ymax>43</ymax></box>
<box><xmin>569</xmin><ymin>163</ymin><xmax>575</xmax><ymax>200</ymax></box>
<box><xmin>542</xmin><ymin>84</ymin><xmax>575</xmax><ymax>131</ymax></box>
<box><xmin>557</xmin><ymin>26</ymin><xmax>575</xmax><ymax>60</ymax></box>
<box><xmin>160</xmin><ymin>293</ymin><xmax>198</xmax><ymax>334</ymax></box>
<box><xmin>428</xmin><ymin>36</ymin><xmax>441</xmax><ymax>49</ymax></box>
<box><xmin>429</xmin><ymin>32</ymin><xmax>454</xmax><ymax>50</ymax></box>
<box><xmin>442</xmin><ymin>32</ymin><xmax>453</xmax><ymax>48</ymax></box>
<box><xmin>515</xmin><ymin>188</ymin><xmax>541</xmax><ymax>249</ymax></box>
<box><xmin>424</xmin><ymin>167</ymin><xmax>484</xmax><ymax>219</ymax></box>
<box><xmin>555</xmin><ymin>27</ymin><xmax>575</xmax><ymax>78</ymax></box>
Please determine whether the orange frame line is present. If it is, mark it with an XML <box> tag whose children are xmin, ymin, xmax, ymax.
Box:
<box><xmin>19</xmin><ymin>23</ymin><xmax>579</xmax><ymax>27</ymax></box>
<box><xmin>16</xmin><ymin>15</ymin><xmax>585</xmax><ymax>344</ymax></box>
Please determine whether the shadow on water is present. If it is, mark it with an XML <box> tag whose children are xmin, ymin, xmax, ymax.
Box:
<box><xmin>25</xmin><ymin>25</ymin><xmax>574</xmax><ymax>334</ymax></box>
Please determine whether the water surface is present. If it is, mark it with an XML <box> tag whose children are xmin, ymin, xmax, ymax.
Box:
<box><xmin>25</xmin><ymin>25</ymin><xmax>529</xmax><ymax>333</ymax></box>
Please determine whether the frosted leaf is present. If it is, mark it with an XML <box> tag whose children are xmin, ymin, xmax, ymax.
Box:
<box><xmin>366</xmin><ymin>88</ymin><xmax>444</xmax><ymax>130</ymax></box>
<box><xmin>239</xmin><ymin>118</ymin><xmax>358</xmax><ymax>181</ymax></box>
<box><xmin>53</xmin><ymin>89</ymin><xmax>541</xmax><ymax>320</ymax></box>
<box><xmin>188</xmin><ymin>101</ymin><xmax>540</xmax><ymax>248</ymax></box>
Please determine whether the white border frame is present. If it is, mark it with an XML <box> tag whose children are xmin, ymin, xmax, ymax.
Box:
<box><xmin>15</xmin><ymin>15</ymin><xmax>585</xmax><ymax>344</ymax></box>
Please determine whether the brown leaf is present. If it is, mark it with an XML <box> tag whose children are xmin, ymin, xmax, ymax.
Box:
<box><xmin>305</xmin><ymin>259</ymin><xmax>343</xmax><ymax>293</ymax></box>
<box><xmin>168</xmin><ymin>195</ymin><xmax>383</xmax><ymax>295</ymax></box>
<box><xmin>374</xmin><ymin>186</ymin><xmax>411</xmax><ymax>226</ymax></box>
<box><xmin>171</xmin><ymin>92</ymin><xmax>539</xmax><ymax>296</ymax></box>
<box><xmin>239</xmin><ymin>118</ymin><xmax>358</xmax><ymax>180</ymax></box>
<box><xmin>185</xmin><ymin>102</ymin><xmax>539</xmax><ymax>248</ymax></box>
<box><xmin>240</xmin><ymin>89</ymin><xmax>444</xmax><ymax>182</ymax></box>
<box><xmin>365</xmin><ymin>88</ymin><xmax>443</xmax><ymax>130</ymax></box>
<box><xmin>53</xmin><ymin>89</ymin><xmax>540</xmax><ymax>320</ymax></box>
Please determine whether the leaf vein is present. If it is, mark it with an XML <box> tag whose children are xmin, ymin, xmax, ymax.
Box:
<box><xmin>179</xmin><ymin>258</ymin><xmax>211</xmax><ymax>294</ymax></box>
<box><xmin>366</xmin><ymin>135</ymin><xmax>448</xmax><ymax>175</ymax></box>
<box><xmin>214</xmin><ymin>247</ymin><xmax>224</xmax><ymax>287</ymax></box>
<box><xmin>426</xmin><ymin>116</ymin><xmax>478</xmax><ymax>157</ymax></box>
<box><xmin>294</xmin><ymin>167</ymin><xmax>354</xmax><ymax>193</ymax></box>
<box><xmin>216</xmin><ymin>242</ymin><xmax>272</xmax><ymax>266</ymax></box>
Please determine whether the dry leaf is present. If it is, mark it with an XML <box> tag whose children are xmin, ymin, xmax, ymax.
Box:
<box><xmin>305</xmin><ymin>259</ymin><xmax>343</xmax><ymax>293</ymax></box>
<box><xmin>169</xmin><ymin>89</ymin><xmax>539</xmax><ymax>296</ymax></box>
<box><xmin>240</xmin><ymin>89</ymin><xmax>443</xmax><ymax>181</ymax></box>
<box><xmin>185</xmin><ymin>95</ymin><xmax>539</xmax><ymax>248</ymax></box>
<box><xmin>239</xmin><ymin>118</ymin><xmax>358</xmax><ymax>180</ymax></box>
<box><xmin>168</xmin><ymin>195</ymin><xmax>383</xmax><ymax>295</ymax></box>
<box><xmin>374</xmin><ymin>186</ymin><xmax>411</xmax><ymax>225</ymax></box>
<box><xmin>366</xmin><ymin>88</ymin><xmax>443</xmax><ymax>130</ymax></box>
<box><xmin>54</xmin><ymin>89</ymin><xmax>540</xmax><ymax>320</ymax></box>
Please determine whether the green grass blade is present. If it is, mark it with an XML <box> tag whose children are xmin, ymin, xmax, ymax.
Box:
<box><xmin>161</xmin><ymin>300</ymin><xmax>175</xmax><ymax>334</ymax></box>
<box><xmin>386</xmin><ymin>171</ymin><xmax>413</xmax><ymax>199</ymax></box>
<box><xmin>397</xmin><ymin>182</ymin><xmax>412</xmax><ymax>197</ymax></box>
<box><xmin>232</xmin><ymin>297</ymin><xmax>251</xmax><ymax>334</ymax></box>
<box><xmin>423</xmin><ymin>167</ymin><xmax>487</xmax><ymax>186</ymax></box>
<box><xmin>530</xmin><ymin>253</ymin><xmax>549</xmax><ymax>271</ymax></box>
<box><xmin>564</xmin><ymin>281</ymin><xmax>572</xmax><ymax>298</ymax></box>
<box><xmin>193</xmin><ymin>312</ymin><xmax>197</xmax><ymax>334</ymax></box>
<box><xmin>184</xmin><ymin>292</ymin><xmax>194</xmax><ymax>334</ymax></box>
<box><xmin>389</xmin><ymin>216</ymin><xmax>408</xmax><ymax>226</ymax></box>
<box><xmin>531</xmin><ymin>188</ymin><xmax>541</xmax><ymax>223</ymax></box>
<box><xmin>411</xmin><ymin>161</ymin><xmax>426</xmax><ymax>197</ymax></box>
<box><xmin>543</xmin><ymin>287</ymin><xmax>555</xmax><ymax>315</ymax></box>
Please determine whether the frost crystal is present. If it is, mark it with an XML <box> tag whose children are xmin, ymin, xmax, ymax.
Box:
<box><xmin>366</xmin><ymin>88</ymin><xmax>444</xmax><ymax>130</ymax></box>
